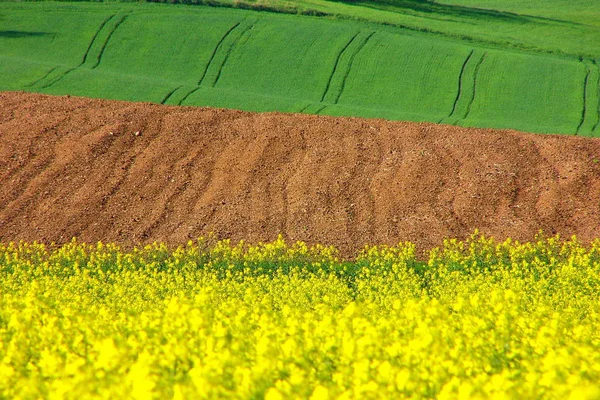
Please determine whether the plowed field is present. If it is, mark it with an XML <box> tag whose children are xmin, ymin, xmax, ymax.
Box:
<box><xmin>1</xmin><ymin>91</ymin><xmax>600</xmax><ymax>256</ymax></box>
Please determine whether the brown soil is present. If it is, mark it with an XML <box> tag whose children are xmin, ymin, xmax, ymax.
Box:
<box><xmin>1</xmin><ymin>91</ymin><xmax>600</xmax><ymax>257</ymax></box>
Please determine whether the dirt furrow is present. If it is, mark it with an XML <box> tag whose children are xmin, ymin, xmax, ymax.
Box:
<box><xmin>1</xmin><ymin>92</ymin><xmax>600</xmax><ymax>256</ymax></box>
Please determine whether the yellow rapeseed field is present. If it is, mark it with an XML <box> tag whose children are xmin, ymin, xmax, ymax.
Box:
<box><xmin>1</xmin><ymin>234</ymin><xmax>600</xmax><ymax>399</ymax></box>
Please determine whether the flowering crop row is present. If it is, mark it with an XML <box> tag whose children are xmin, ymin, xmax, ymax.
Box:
<box><xmin>1</xmin><ymin>234</ymin><xmax>600</xmax><ymax>399</ymax></box>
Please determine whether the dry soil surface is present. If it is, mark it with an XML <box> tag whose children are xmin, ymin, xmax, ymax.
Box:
<box><xmin>2</xmin><ymin>91</ymin><xmax>600</xmax><ymax>256</ymax></box>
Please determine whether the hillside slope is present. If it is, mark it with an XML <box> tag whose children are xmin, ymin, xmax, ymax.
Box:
<box><xmin>1</xmin><ymin>2</ymin><xmax>598</xmax><ymax>135</ymax></box>
<box><xmin>2</xmin><ymin>92</ymin><xmax>600</xmax><ymax>255</ymax></box>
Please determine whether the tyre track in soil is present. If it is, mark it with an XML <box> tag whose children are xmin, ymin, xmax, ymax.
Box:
<box><xmin>2</xmin><ymin>91</ymin><xmax>600</xmax><ymax>257</ymax></box>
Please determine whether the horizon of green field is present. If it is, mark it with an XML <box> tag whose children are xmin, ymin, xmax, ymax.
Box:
<box><xmin>1</xmin><ymin>1</ymin><xmax>599</xmax><ymax>135</ymax></box>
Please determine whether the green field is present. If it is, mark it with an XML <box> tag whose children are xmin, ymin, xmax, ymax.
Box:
<box><xmin>1</xmin><ymin>1</ymin><xmax>599</xmax><ymax>135</ymax></box>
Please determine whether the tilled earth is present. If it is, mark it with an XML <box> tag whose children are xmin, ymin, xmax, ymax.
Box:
<box><xmin>1</xmin><ymin>91</ymin><xmax>600</xmax><ymax>257</ymax></box>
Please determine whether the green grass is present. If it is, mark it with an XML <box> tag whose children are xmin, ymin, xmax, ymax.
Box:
<box><xmin>1</xmin><ymin>1</ymin><xmax>599</xmax><ymax>135</ymax></box>
<box><xmin>57</xmin><ymin>0</ymin><xmax>599</xmax><ymax>59</ymax></box>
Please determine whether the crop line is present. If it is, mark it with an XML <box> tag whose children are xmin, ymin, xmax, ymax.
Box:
<box><xmin>25</xmin><ymin>66</ymin><xmax>59</xmax><ymax>88</ymax></box>
<box><xmin>320</xmin><ymin>31</ymin><xmax>361</xmax><ymax>103</ymax></box>
<box><xmin>91</xmin><ymin>14</ymin><xmax>130</xmax><ymax>70</ymax></box>
<box><xmin>334</xmin><ymin>31</ymin><xmax>376</xmax><ymax>104</ymax></box>
<box><xmin>441</xmin><ymin>49</ymin><xmax>475</xmax><ymax>123</ymax></box>
<box><xmin>462</xmin><ymin>51</ymin><xmax>487</xmax><ymax>121</ymax></box>
<box><xmin>160</xmin><ymin>86</ymin><xmax>183</xmax><ymax>105</ymax></box>
<box><xmin>81</xmin><ymin>14</ymin><xmax>116</xmax><ymax>65</ymax></box>
<box><xmin>212</xmin><ymin>20</ymin><xmax>257</xmax><ymax>87</ymax></box>
<box><xmin>197</xmin><ymin>22</ymin><xmax>242</xmax><ymax>86</ymax></box>
<box><xmin>575</xmin><ymin>60</ymin><xmax>591</xmax><ymax>135</ymax></box>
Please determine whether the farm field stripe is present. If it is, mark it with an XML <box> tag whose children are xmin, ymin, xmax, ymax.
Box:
<box><xmin>334</xmin><ymin>31</ymin><xmax>376</xmax><ymax>104</ymax></box>
<box><xmin>91</xmin><ymin>13</ymin><xmax>130</xmax><ymax>70</ymax></box>
<box><xmin>197</xmin><ymin>21</ymin><xmax>242</xmax><ymax>86</ymax></box>
<box><xmin>440</xmin><ymin>49</ymin><xmax>475</xmax><ymax>124</ymax></box>
<box><xmin>320</xmin><ymin>31</ymin><xmax>361</xmax><ymax>103</ymax></box>
<box><xmin>212</xmin><ymin>20</ymin><xmax>257</xmax><ymax>87</ymax></box>
<box><xmin>461</xmin><ymin>51</ymin><xmax>487</xmax><ymax>122</ymax></box>
<box><xmin>160</xmin><ymin>86</ymin><xmax>183</xmax><ymax>105</ymax></box>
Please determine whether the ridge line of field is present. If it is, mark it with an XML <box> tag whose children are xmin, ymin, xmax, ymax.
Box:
<box><xmin>320</xmin><ymin>31</ymin><xmax>361</xmax><ymax>102</ymax></box>
<box><xmin>334</xmin><ymin>31</ymin><xmax>376</xmax><ymax>104</ymax></box>
<box><xmin>440</xmin><ymin>49</ymin><xmax>474</xmax><ymax>124</ymax></box>
<box><xmin>91</xmin><ymin>13</ymin><xmax>130</xmax><ymax>69</ymax></box>
<box><xmin>212</xmin><ymin>20</ymin><xmax>257</xmax><ymax>87</ymax></box>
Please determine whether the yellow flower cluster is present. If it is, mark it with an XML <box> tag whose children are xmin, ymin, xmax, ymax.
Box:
<box><xmin>1</xmin><ymin>234</ymin><xmax>600</xmax><ymax>399</ymax></box>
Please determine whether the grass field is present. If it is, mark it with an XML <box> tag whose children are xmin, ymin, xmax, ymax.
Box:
<box><xmin>1</xmin><ymin>1</ymin><xmax>599</xmax><ymax>135</ymax></box>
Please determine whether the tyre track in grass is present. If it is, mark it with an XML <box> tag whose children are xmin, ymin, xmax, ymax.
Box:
<box><xmin>576</xmin><ymin>59</ymin><xmax>600</xmax><ymax>136</ymax></box>
<box><xmin>176</xmin><ymin>19</ymin><xmax>254</xmax><ymax>105</ymax></box>
<box><xmin>160</xmin><ymin>86</ymin><xmax>183</xmax><ymax>105</ymax></box>
<box><xmin>26</xmin><ymin>13</ymin><xmax>116</xmax><ymax>88</ymax></box>
<box><xmin>320</xmin><ymin>31</ymin><xmax>361</xmax><ymax>103</ymax></box>
<box><xmin>576</xmin><ymin>59</ymin><xmax>593</xmax><ymax>135</ymax></box>
<box><xmin>3</xmin><ymin>92</ymin><xmax>600</xmax><ymax>256</ymax></box>
<box><xmin>461</xmin><ymin>51</ymin><xmax>487</xmax><ymax>123</ymax></box>
<box><xmin>36</xmin><ymin>12</ymin><xmax>131</xmax><ymax>89</ymax></box>
<box><xmin>439</xmin><ymin>49</ymin><xmax>474</xmax><ymax>124</ymax></box>
<box><xmin>90</xmin><ymin>13</ymin><xmax>130</xmax><ymax>69</ymax></box>
<box><xmin>82</xmin><ymin>14</ymin><xmax>117</xmax><ymax>66</ymax></box>
<box><xmin>333</xmin><ymin>31</ymin><xmax>376</xmax><ymax>104</ymax></box>
<box><xmin>198</xmin><ymin>21</ymin><xmax>242</xmax><ymax>86</ymax></box>
<box><xmin>591</xmin><ymin>60</ymin><xmax>600</xmax><ymax>135</ymax></box>
<box><xmin>212</xmin><ymin>20</ymin><xmax>257</xmax><ymax>87</ymax></box>
<box><xmin>25</xmin><ymin>66</ymin><xmax>59</xmax><ymax>88</ymax></box>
